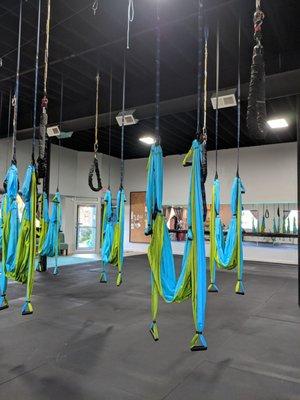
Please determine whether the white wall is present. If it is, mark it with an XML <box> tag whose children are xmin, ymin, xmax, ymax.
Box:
<box><xmin>0</xmin><ymin>139</ymin><xmax>297</xmax><ymax>263</ymax></box>
<box><xmin>0</xmin><ymin>138</ymin><xmax>121</xmax><ymax>254</ymax></box>
<box><xmin>123</xmin><ymin>142</ymin><xmax>298</xmax><ymax>262</ymax></box>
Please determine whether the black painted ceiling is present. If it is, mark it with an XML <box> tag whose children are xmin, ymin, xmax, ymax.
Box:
<box><xmin>0</xmin><ymin>0</ymin><xmax>299</xmax><ymax>159</ymax></box>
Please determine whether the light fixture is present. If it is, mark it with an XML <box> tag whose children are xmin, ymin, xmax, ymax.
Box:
<box><xmin>139</xmin><ymin>136</ymin><xmax>155</xmax><ymax>145</ymax></box>
<box><xmin>211</xmin><ymin>88</ymin><xmax>237</xmax><ymax>109</ymax></box>
<box><xmin>267</xmin><ymin>118</ymin><xmax>288</xmax><ymax>129</ymax></box>
<box><xmin>116</xmin><ymin>109</ymin><xmax>139</xmax><ymax>127</ymax></box>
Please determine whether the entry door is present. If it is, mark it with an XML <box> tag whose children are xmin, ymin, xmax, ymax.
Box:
<box><xmin>76</xmin><ymin>204</ymin><xmax>97</xmax><ymax>251</ymax></box>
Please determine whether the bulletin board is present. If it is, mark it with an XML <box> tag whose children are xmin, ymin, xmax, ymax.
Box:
<box><xmin>129</xmin><ymin>191</ymin><xmax>150</xmax><ymax>244</ymax></box>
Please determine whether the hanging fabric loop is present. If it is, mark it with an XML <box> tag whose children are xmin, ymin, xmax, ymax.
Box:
<box><xmin>126</xmin><ymin>0</ymin><xmax>135</xmax><ymax>49</ymax></box>
<box><xmin>236</xmin><ymin>15</ymin><xmax>241</xmax><ymax>176</ymax></box>
<box><xmin>154</xmin><ymin>0</ymin><xmax>161</xmax><ymax>144</ymax></box>
<box><xmin>88</xmin><ymin>73</ymin><xmax>102</xmax><ymax>192</ymax></box>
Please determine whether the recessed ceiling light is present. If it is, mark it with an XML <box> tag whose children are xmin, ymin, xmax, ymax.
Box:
<box><xmin>139</xmin><ymin>136</ymin><xmax>155</xmax><ymax>145</ymax></box>
<box><xmin>267</xmin><ymin>118</ymin><xmax>288</xmax><ymax>129</ymax></box>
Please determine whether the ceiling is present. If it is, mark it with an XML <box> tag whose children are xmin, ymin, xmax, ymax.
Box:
<box><xmin>0</xmin><ymin>0</ymin><xmax>299</xmax><ymax>159</ymax></box>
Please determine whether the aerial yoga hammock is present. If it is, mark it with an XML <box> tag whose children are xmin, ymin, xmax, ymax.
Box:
<box><xmin>39</xmin><ymin>75</ymin><xmax>64</xmax><ymax>276</ymax></box>
<box><xmin>145</xmin><ymin>0</ymin><xmax>207</xmax><ymax>351</ymax></box>
<box><xmin>99</xmin><ymin>0</ymin><xmax>134</xmax><ymax>286</ymax></box>
<box><xmin>1</xmin><ymin>0</ymin><xmax>39</xmax><ymax>315</ymax></box>
<box><xmin>247</xmin><ymin>0</ymin><xmax>267</xmax><ymax>137</ymax></box>
<box><xmin>208</xmin><ymin>18</ymin><xmax>245</xmax><ymax>295</ymax></box>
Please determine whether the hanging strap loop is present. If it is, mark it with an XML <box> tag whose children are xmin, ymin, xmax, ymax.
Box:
<box><xmin>126</xmin><ymin>0</ymin><xmax>135</xmax><ymax>49</ymax></box>
<box><xmin>88</xmin><ymin>157</ymin><xmax>102</xmax><ymax>192</ymax></box>
<box><xmin>88</xmin><ymin>73</ymin><xmax>102</xmax><ymax>192</ymax></box>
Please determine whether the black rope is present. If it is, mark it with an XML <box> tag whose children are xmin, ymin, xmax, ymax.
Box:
<box><xmin>214</xmin><ymin>21</ymin><xmax>220</xmax><ymax>178</ymax></box>
<box><xmin>196</xmin><ymin>1</ymin><xmax>204</xmax><ymax>138</ymax></box>
<box><xmin>120</xmin><ymin>51</ymin><xmax>127</xmax><ymax>189</ymax></box>
<box><xmin>108</xmin><ymin>68</ymin><xmax>113</xmax><ymax>189</ymax></box>
<box><xmin>88</xmin><ymin>72</ymin><xmax>102</xmax><ymax>192</ymax></box>
<box><xmin>11</xmin><ymin>0</ymin><xmax>23</xmax><ymax>166</ymax></box>
<box><xmin>32</xmin><ymin>0</ymin><xmax>41</xmax><ymax>164</ymax></box>
<box><xmin>236</xmin><ymin>15</ymin><xmax>241</xmax><ymax>176</ymax></box>
<box><xmin>154</xmin><ymin>0</ymin><xmax>161</xmax><ymax>144</ymax></box>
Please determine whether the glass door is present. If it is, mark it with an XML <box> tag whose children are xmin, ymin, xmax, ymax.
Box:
<box><xmin>76</xmin><ymin>204</ymin><xmax>97</xmax><ymax>251</ymax></box>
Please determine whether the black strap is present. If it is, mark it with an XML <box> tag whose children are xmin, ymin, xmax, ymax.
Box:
<box><xmin>107</xmin><ymin>68</ymin><xmax>113</xmax><ymax>189</ymax></box>
<box><xmin>236</xmin><ymin>14</ymin><xmax>241</xmax><ymax>176</ymax></box>
<box><xmin>32</xmin><ymin>0</ymin><xmax>41</xmax><ymax>164</ymax></box>
<box><xmin>214</xmin><ymin>20</ymin><xmax>220</xmax><ymax>179</ymax></box>
<box><xmin>88</xmin><ymin>157</ymin><xmax>102</xmax><ymax>192</ymax></box>
<box><xmin>120</xmin><ymin>52</ymin><xmax>126</xmax><ymax>189</ymax></box>
<box><xmin>11</xmin><ymin>0</ymin><xmax>23</xmax><ymax>166</ymax></box>
<box><xmin>154</xmin><ymin>0</ymin><xmax>161</xmax><ymax>145</ymax></box>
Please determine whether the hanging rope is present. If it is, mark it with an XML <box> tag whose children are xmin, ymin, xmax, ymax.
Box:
<box><xmin>108</xmin><ymin>68</ymin><xmax>113</xmax><ymax>189</ymax></box>
<box><xmin>120</xmin><ymin>52</ymin><xmax>127</xmax><ymax>189</ymax></box>
<box><xmin>126</xmin><ymin>0</ymin><xmax>135</xmax><ymax>49</ymax></box>
<box><xmin>236</xmin><ymin>15</ymin><xmax>241</xmax><ymax>176</ymax></box>
<box><xmin>214</xmin><ymin>21</ymin><xmax>220</xmax><ymax>178</ymax></box>
<box><xmin>88</xmin><ymin>73</ymin><xmax>102</xmax><ymax>192</ymax></box>
<box><xmin>247</xmin><ymin>0</ymin><xmax>267</xmax><ymax>136</ymax></box>
<box><xmin>154</xmin><ymin>0</ymin><xmax>161</xmax><ymax>144</ymax></box>
<box><xmin>37</xmin><ymin>0</ymin><xmax>51</xmax><ymax>178</ymax></box>
<box><xmin>32</xmin><ymin>0</ymin><xmax>41</xmax><ymax>164</ymax></box>
<box><xmin>11</xmin><ymin>0</ymin><xmax>23</xmax><ymax>166</ymax></box>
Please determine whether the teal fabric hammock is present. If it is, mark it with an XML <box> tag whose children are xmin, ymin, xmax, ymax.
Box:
<box><xmin>0</xmin><ymin>165</ymin><xmax>19</xmax><ymax>310</ymax></box>
<box><xmin>208</xmin><ymin>177</ymin><xmax>245</xmax><ymax>294</ymax></box>
<box><xmin>40</xmin><ymin>192</ymin><xmax>61</xmax><ymax>275</ymax></box>
<box><xmin>99</xmin><ymin>188</ymin><xmax>126</xmax><ymax>285</ymax></box>
<box><xmin>146</xmin><ymin>141</ymin><xmax>207</xmax><ymax>351</ymax></box>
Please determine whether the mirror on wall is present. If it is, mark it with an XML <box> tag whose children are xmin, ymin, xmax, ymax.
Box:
<box><xmin>129</xmin><ymin>192</ymin><xmax>298</xmax><ymax>246</ymax></box>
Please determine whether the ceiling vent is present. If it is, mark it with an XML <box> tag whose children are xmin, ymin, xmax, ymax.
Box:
<box><xmin>116</xmin><ymin>109</ymin><xmax>139</xmax><ymax>127</ymax></box>
<box><xmin>47</xmin><ymin>125</ymin><xmax>73</xmax><ymax>139</ymax></box>
<box><xmin>211</xmin><ymin>88</ymin><xmax>237</xmax><ymax>109</ymax></box>
<box><xmin>47</xmin><ymin>125</ymin><xmax>60</xmax><ymax>137</ymax></box>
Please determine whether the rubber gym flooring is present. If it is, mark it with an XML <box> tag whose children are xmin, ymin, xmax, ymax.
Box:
<box><xmin>0</xmin><ymin>255</ymin><xmax>299</xmax><ymax>400</ymax></box>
